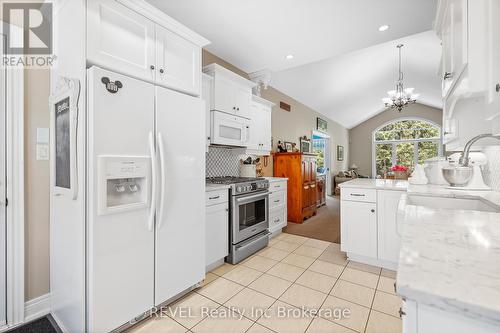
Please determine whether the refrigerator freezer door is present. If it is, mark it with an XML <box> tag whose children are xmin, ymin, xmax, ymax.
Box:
<box><xmin>87</xmin><ymin>67</ymin><xmax>155</xmax><ymax>333</ymax></box>
<box><xmin>154</xmin><ymin>86</ymin><xmax>205</xmax><ymax>305</ymax></box>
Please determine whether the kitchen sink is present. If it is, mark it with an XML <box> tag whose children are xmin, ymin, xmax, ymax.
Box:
<box><xmin>405</xmin><ymin>195</ymin><xmax>500</xmax><ymax>213</ymax></box>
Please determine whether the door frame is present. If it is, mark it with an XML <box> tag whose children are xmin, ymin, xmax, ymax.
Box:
<box><xmin>1</xmin><ymin>22</ymin><xmax>25</xmax><ymax>330</ymax></box>
<box><xmin>311</xmin><ymin>130</ymin><xmax>332</xmax><ymax>196</ymax></box>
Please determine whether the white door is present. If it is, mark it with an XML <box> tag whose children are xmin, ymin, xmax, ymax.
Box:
<box><xmin>377</xmin><ymin>190</ymin><xmax>403</xmax><ymax>263</ymax></box>
<box><xmin>155</xmin><ymin>25</ymin><xmax>201</xmax><ymax>96</ymax></box>
<box><xmin>87</xmin><ymin>67</ymin><xmax>155</xmax><ymax>333</ymax></box>
<box><xmin>247</xmin><ymin>102</ymin><xmax>261</xmax><ymax>150</ymax></box>
<box><xmin>154</xmin><ymin>86</ymin><xmax>205</xmax><ymax>305</ymax></box>
<box><xmin>340</xmin><ymin>201</ymin><xmax>377</xmax><ymax>258</ymax></box>
<box><xmin>213</xmin><ymin>76</ymin><xmax>237</xmax><ymax>115</ymax></box>
<box><xmin>234</xmin><ymin>85</ymin><xmax>251</xmax><ymax>119</ymax></box>
<box><xmin>0</xmin><ymin>35</ymin><xmax>6</xmax><ymax>327</ymax></box>
<box><xmin>87</xmin><ymin>0</ymin><xmax>156</xmax><ymax>82</ymax></box>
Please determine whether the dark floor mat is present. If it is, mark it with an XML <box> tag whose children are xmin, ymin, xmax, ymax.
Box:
<box><xmin>7</xmin><ymin>316</ymin><xmax>58</xmax><ymax>333</ymax></box>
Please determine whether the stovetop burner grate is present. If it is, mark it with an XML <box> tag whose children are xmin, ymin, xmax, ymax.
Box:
<box><xmin>206</xmin><ymin>176</ymin><xmax>265</xmax><ymax>185</ymax></box>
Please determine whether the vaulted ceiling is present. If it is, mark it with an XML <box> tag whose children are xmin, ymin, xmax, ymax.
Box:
<box><xmin>149</xmin><ymin>0</ymin><xmax>441</xmax><ymax>128</ymax></box>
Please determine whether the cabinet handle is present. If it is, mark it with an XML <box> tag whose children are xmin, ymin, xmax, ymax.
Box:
<box><xmin>159</xmin><ymin>68</ymin><xmax>164</xmax><ymax>73</ymax></box>
<box><xmin>496</xmin><ymin>83</ymin><xmax>500</xmax><ymax>92</ymax></box>
<box><xmin>237</xmin><ymin>107</ymin><xmax>240</xmax><ymax>111</ymax></box>
<box><xmin>274</xmin><ymin>199</ymin><xmax>280</xmax><ymax>203</ymax></box>
<box><xmin>274</xmin><ymin>218</ymin><xmax>280</xmax><ymax>223</ymax></box>
<box><xmin>304</xmin><ymin>186</ymin><xmax>309</xmax><ymax>189</ymax></box>
<box><xmin>399</xmin><ymin>307</ymin><xmax>406</xmax><ymax>318</ymax></box>
<box><xmin>443</xmin><ymin>72</ymin><xmax>453</xmax><ymax>80</ymax></box>
<box><xmin>150</xmin><ymin>65</ymin><xmax>155</xmax><ymax>70</ymax></box>
<box><xmin>310</xmin><ymin>184</ymin><xmax>316</xmax><ymax>188</ymax></box>
<box><xmin>209</xmin><ymin>195</ymin><xmax>220</xmax><ymax>200</ymax></box>
<box><xmin>350</xmin><ymin>193</ymin><xmax>365</xmax><ymax>197</ymax></box>
<box><xmin>371</xmin><ymin>209</ymin><xmax>375</xmax><ymax>213</ymax></box>
<box><xmin>444</xmin><ymin>131</ymin><xmax>451</xmax><ymax>135</ymax></box>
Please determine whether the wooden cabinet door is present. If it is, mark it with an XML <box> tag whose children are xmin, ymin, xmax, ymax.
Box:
<box><xmin>155</xmin><ymin>25</ymin><xmax>201</xmax><ymax>96</ymax></box>
<box><xmin>302</xmin><ymin>159</ymin><xmax>311</xmax><ymax>183</ymax></box>
<box><xmin>302</xmin><ymin>183</ymin><xmax>310</xmax><ymax>210</ymax></box>
<box><xmin>309</xmin><ymin>182</ymin><xmax>317</xmax><ymax>209</ymax></box>
<box><xmin>310</xmin><ymin>160</ymin><xmax>317</xmax><ymax>182</ymax></box>
<box><xmin>87</xmin><ymin>0</ymin><xmax>156</xmax><ymax>82</ymax></box>
<box><xmin>340</xmin><ymin>200</ymin><xmax>377</xmax><ymax>258</ymax></box>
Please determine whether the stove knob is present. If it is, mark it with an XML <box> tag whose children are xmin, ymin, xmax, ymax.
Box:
<box><xmin>236</xmin><ymin>186</ymin><xmax>243</xmax><ymax>193</ymax></box>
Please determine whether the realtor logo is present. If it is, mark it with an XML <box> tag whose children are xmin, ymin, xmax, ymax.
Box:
<box><xmin>2</xmin><ymin>2</ymin><xmax>53</xmax><ymax>55</ymax></box>
<box><xmin>2</xmin><ymin>2</ymin><xmax>55</xmax><ymax>67</ymax></box>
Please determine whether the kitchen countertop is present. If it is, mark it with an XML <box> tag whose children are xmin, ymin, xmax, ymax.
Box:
<box><xmin>338</xmin><ymin>178</ymin><xmax>408</xmax><ymax>191</ymax></box>
<box><xmin>264</xmin><ymin>177</ymin><xmax>288</xmax><ymax>183</ymax></box>
<box><xmin>205</xmin><ymin>184</ymin><xmax>230</xmax><ymax>192</ymax></box>
<box><xmin>397</xmin><ymin>185</ymin><xmax>500</xmax><ymax>325</ymax></box>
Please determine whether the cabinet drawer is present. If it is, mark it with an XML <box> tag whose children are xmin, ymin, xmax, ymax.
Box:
<box><xmin>269</xmin><ymin>180</ymin><xmax>287</xmax><ymax>193</ymax></box>
<box><xmin>341</xmin><ymin>187</ymin><xmax>376</xmax><ymax>203</ymax></box>
<box><xmin>269</xmin><ymin>206</ymin><xmax>286</xmax><ymax>229</ymax></box>
<box><xmin>205</xmin><ymin>189</ymin><xmax>228</xmax><ymax>206</ymax></box>
<box><xmin>269</xmin><ymin>190</ymin><xmax>286</xmax><ymax>208</ymax></box>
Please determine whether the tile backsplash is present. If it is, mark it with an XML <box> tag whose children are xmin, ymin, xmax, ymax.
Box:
<box><xmin>483</xmin><ymin>146</ymin><xmax>500</xmax><ymax>191</ymax></box>
<box><xmin>206</xmin><ymin>146</ymin><xmax>256</xmax><ymax>178</ymax></box>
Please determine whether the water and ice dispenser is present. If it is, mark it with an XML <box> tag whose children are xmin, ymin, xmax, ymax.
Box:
<box><xmin>98</xmin><ymin>156</ymin><xmax>150</xmax><ymax>215</ymax></box>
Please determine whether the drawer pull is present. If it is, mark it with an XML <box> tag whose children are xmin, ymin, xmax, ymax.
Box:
<box><xmin>371</xmin><ymin>209</ymin><xmax>375</xmax><ymax>213</ymax></box>
<box><xmin>274</xmin><ymin>199</ymin><xmax>280</xmax><ymax>203</ymax></box>
<box><xmin>275</xmin><ymin>185</ymin><xmax>281</xmax><ymax>188</ymax></box>
<box><xmin>274</xmin><ymin>218</ymin><xmax>280</xmax><ymax>223</ymax></box>
<box><xmin>209</xmin><ymin>195</ymin><xmax>220</xmax><ymax>200</ymax></box>
<box><xmin>350</xmin><ymin>193</ymin><xmax>365</xmax><ymax>197</ymax></box>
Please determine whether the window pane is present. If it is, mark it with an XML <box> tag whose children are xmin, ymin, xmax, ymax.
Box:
<box><xmin>418</xmin><ymin>141</ymin><xmax>439</xmax><ymax>164</ymax></box>
<box><xmin>396</xmin><ymin>142</ymin><xmax>415</xmax><ymax>170</ymax></box>
<box><xmin>312</xmin><ymin>139</ymin><xmax>325</xmax><ymax>171</ymax></box>
<box><xmin>375</xmin><ymin>144</ymin><xmax>393</xmax><ymax>176</ymax></box>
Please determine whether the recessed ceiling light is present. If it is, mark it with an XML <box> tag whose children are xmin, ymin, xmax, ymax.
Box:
<box><xmin>286</xmin><ymin>54</ymin><xmax>294</xmax><ymax>60</ymax></box>
<box><xmin>379</xmin><ymin>25</ymin><xmax>390</xmax><ymax>32</ymax></box>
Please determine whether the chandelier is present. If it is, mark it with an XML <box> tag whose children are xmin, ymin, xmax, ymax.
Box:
<box><xmin>382</xmin><ymin>44</ymin><xmax>419</xmax><ymax>112</ymax></box>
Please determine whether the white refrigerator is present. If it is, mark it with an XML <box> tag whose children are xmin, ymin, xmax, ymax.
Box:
<box><xmin>87</xmin><ymin>66</ymin><xmax>205</xmax><ymax>332</ymax></box>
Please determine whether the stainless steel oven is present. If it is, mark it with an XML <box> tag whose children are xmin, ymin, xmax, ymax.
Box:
<box><xmin>232</xmin><ymin>190</ymin><xmax>268</xmax><ymax>244</ymax></box>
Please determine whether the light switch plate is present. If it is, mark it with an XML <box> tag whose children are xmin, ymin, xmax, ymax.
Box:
<box><xmin>37</xmin><ymin>128</ymin><xmax>49</xmax><ymax>144</ymax></box>
<box><xmin>36</xmin><ymin>144</ymin><xmax>49</xmax><ymax>161</ymax></box>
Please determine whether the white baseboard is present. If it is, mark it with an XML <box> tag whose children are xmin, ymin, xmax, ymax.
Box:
<box><xmin>24</xmin><ymin>293</ymin><xmax>51</xmax><ymax>322</ymax></box>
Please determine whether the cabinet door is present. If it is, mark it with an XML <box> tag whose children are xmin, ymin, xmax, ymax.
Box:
<box><xmin>302</xmin><ymin>160</ymin><xmax>311</xmax><ymax>183</ymax></box>
<box><xmin>213</xmin><ymin>76</ymin><xmax>236</xmax><ymax>115</ymax></box>
<box><xmin>310</xmin><ymin>160</ymin><xmax>317</xmax><ymax>182</ymax></box>
<box><xmin>87</xmin><ymin>0</ymin><xmax>156</xmax><ymax>82</ymax></box>
<box><xmin>206</xmin><ymin>203</ymin><xmax>229</xmax><ymax>266</ymax></box>
<box><xmin>377</xmin><ymin>190</ymin><xmax>403</xmax><ymax>263</ymax></box>
<box><xmin>156</xmin><ymin>25</ymin><xmax>201</xmax><ymax>96</ymax></box>
<box><xmin>340</xmin><ymin>200</ymin><xmax>377</xmax><ymax>258</ymax></box>
<box><xmin>202</xmin><ymin>75</ymin><xmax>212</xmax><ymax>150</ymax></box>
<box><xmin>309</xmin><ymin>182</ymin><xmax>317</xmax><ymax>209</ymax></box>
<box><xmin>302</xmin><ymin>183</ymin><xmax>310</xmax><ymax>210</ymax></box>
<box><xmin>247</xmin><ymin>102</ymin><xmax>262</xmax><ymax>150</ymax></box>
<box><xmin>261</xmin><ymin>106</ymin><xmax>272</xmax><ymax>151</ymax></box>
<box><xmin>234</xmin><ymin>85</ymin><xmax>252</xmax><ymax>119</ymax></box>
<box><xmin>489</xmin><ymin>0</ymin><xmax>500</xmax><ymax>108</ymax></box>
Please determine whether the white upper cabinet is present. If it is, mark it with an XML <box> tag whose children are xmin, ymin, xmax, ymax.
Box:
<box><xmin>87</xmin><ymin>0</ymin><xmax>156</xmax><ymax>82</ymax></box>
<box><xmin>155</xmin><ymin>25</ymin><xmax>201</xmax><ymax>96</ymax></box>
<box><xmin>87</xmin><ymin>0</ymin><xmax>209</xmax><ymax>96</ymax></box>
<box><xmin>247</xmin><ymin>96</ymin><xmax>273</xmax><ymax>154</ymax></box>
<box><xmin>203</xmin><ymin>64</ymin><xmax>256</xmax><ymax>119</ymax></box>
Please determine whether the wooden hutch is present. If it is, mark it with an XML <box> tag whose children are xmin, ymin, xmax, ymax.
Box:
<box><xmin>273</xmin><ymin>152</ymin><xmax>317</xmax><ymax>223</ymax></box>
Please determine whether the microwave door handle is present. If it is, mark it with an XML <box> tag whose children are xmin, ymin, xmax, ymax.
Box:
<box><xmin>156</xmin><ymin>132</ymin><xmax>167</xmax><ymax>230</ymax></box>
<box><xmin>147</xmin><ymin>131</ymin><xmax>157</xmax><ymax>231</ymax></box>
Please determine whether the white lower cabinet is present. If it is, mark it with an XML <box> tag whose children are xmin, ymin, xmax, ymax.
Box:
<box><xmin>340</xmin><ymin>186</ymin><xmax>403</xmax><ymax>268</ymax></box>
<box><xmin>402</xmin><ymin>299</ymin><xmax>500</xmax><ymax>333</ymax></box>
<box><xmin>340</xmin><ymin>200</ymin><xmax>377</xmax><ymax>258</ymax></box>
<box><xmin>267</xmin><ymin>179</ymin><xmax>288</xmax><ymax>234</ymax></box>
<box><xmin>205</xmin><ymin>189</ymin><xmax>228</xmax><ymax>269</ymax></box>
<box><xmin>377</xmin><ymin>190</ymin><xmax>403</xmax><ymax>263</ymax></box>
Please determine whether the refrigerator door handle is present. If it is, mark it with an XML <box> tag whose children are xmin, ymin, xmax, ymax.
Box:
<box><xmin>157</xmin><ymin>132</ymin><xmax>167</xmax><ymax>229</ymax></box>
<box><xmin>147</xmin><ymin>131</ymin><xmax>157</xmax><ymax>231</ymax></box>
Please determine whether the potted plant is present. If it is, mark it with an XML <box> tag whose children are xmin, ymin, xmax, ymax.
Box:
<box><xmin>391</xmin><ymin>165</ymin><xmax>409</xmax><ymax>179</ymax></box>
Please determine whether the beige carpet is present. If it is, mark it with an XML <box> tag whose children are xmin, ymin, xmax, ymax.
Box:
<box><xmin>283</xmin><ymin>195</ymin><xmax>341</xmax><ymax>244</ymax></box>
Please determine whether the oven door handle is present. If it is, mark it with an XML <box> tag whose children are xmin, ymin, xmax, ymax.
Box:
<box><xmin>235</xmin><ymin>192</ymin><xmax>268</xmax><ymax>204</ymax></box>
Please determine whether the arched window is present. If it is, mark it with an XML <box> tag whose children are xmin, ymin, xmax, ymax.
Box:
<box><xmin>372</xmin><ymin>118</ymin><xmax>442</xmax><ymax>177</ymax></box>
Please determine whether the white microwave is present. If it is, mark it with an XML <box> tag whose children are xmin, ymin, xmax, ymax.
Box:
<box><xmin>210</xmin><ymin>111</ymin><xmax>250</xmax><ymax>147</ymax></box>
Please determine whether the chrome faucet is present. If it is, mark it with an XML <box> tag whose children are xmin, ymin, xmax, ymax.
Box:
<box><xmin>459</xmin><ymin>134</ymin><xmax>500</xmax><ymax>166</ymax></box>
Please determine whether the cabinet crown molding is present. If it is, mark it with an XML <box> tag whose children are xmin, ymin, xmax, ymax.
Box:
<box><xmin>252</xmin><ymin>95</ymin><xmax>275</xmax><ymax>108</ymax></box>
<box><xmin>117</xmin><ymin>0</ymin><xmax>210</xmax><ymax>47</ymax></box>
<box><xmin>203</xmin><ymin>63</ymin><xmax>256</xmax><ymax>88</ymax></box>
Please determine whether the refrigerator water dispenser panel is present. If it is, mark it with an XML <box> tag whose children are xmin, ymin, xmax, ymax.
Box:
<box><xmin>98</xmin><ymin>156</ymin><xmax>150</xmax><ymax>215</ymax></box>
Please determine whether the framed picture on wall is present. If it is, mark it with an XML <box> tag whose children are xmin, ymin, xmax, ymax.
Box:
<box><xmin>337</xmin><ymin>145</ymin><xmax>344</xmax><ymax>161</ymax></box>
<box><xmin>300</xmin><ymin>136</ymin><xmax>311</xmax><ymax>153</ymax></box>
<box><xmin>284</xmin><ymin>141</ymin><xmax>293</xmax><ymax>152</ymax></box>
<box><xmin>317</xmin><ymin>117</ymin><xmax>328</xmax><ymax>133</ymax></box>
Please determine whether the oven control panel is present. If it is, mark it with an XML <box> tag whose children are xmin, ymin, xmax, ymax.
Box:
<box><xmin>235</xmin><ymin>181</ymin><xmax>269</xmax><ymax>194</ymax></box>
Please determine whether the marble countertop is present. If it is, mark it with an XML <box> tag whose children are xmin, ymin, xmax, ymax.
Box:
<box><xmin>205</xmin><ymin>184</ymin><xmax>230</xmax><ymax>192</ymax></box>
<box><xmin>397</xmin><ymin>186</ymin><xmax>500</xmax><ymax>324</ymax></box>
<box><xmin>338</xmin><ymin>178</ymin><xmax>409</xmax><ymax>191</ymax></box>
<box><xmin>264</xmin><ymin>177</ymin><xmax>288</xmax><ymax>183</ymax></box>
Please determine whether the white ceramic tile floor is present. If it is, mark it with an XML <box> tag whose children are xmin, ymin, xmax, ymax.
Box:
<box><xmin>126</xmin><ymin>234</ymin><xmax>401</xmax><ymax>333</ymax></box>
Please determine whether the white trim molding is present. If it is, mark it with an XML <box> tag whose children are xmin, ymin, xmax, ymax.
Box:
<box><xmin>24</xmin><ymin>294</ymin><xmax>51</xmax><ymax>323</ymax></box>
